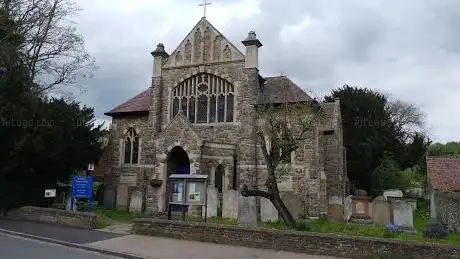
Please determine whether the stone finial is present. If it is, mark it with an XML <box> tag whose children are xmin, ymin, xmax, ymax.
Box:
<box><xmin>151</xmin><ymin>43</ymin><xmax>169</xmax><ymax>58</ymax></box>
<box><xmin>242</xmin><ymin>30</ymin><xmax>262</xmax><ymax>48</ymax></box>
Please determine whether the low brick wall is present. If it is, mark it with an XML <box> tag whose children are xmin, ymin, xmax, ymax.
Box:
<box><xmin>6</xmin><ymin>206</ymin><xmax>98</xmax><ymax>229</ymax></box>
<box><xmin>134</xmin><ymin>219</ymin><xmax>460</xmax><ymax>259</ymax></box>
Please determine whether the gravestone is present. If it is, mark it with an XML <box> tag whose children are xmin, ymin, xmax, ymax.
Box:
<box><xmin>350</xmin><ymin>196</ymin><xmax>372</xmax><ymax>224</ymax></box>
<box><xmin>238</xmin><ymin>195</ymin><xmax>257</xmax><ymax>227</ymax></box>
<box><xmin>328</xmin><ymin>196</ymin><xmax>343</xmax><ymax>221</ymax></box>
<box><xmin>66</xmin><ymin>196</ymin><xmax>77</xmax><ymax>212</ymax></box>
<box><xmin>343</xmin><ymin>195</ymin><xmax>353</xmax><ymax>221</ymax></box>
<box><xmin>384</xmin><ymin>189</ymin><xmax>403</xmax><ymax>200</ymax></box>
<box><xmin>206</xmin><ymin>186</ymin><xmax>218</xmax><ymax>218</ymax></box>
<box><xmin>424</xmin><ymin>191</ymin><xmax>448</xmax><ymax>239</ymax></box>
<box><xmin>371</xmin><ymin>196</ymin><xmax>391</xmax><ymax>225</ymax></box>
<box><xmin>103</xmin><ymin>186</ymin><xmax>116</xmax><ymax>208</ymax></box>
<box><xmin>407</xmin><ymin>199</ymin><xmax>417</xmax><ymax>212</ymax></box>
<box><xmin>222</xmin><ymin>190</ymin><xmax>239</xmax><ymax>219</ymax></box>
<box><xmin>260</xmin><ymin>197</ymin><xmax>278</xmax><ymax>222</ymax></box>
<box><xmin>129</xmin><ymin>190</ymin><xmax>143</xmax><ymax>213</ymax></box>
<box><xmin>280</xmin><ymin>192</ymin><xmax>302</xmax><ymax>220</ymax></box>
<box><xmin>390</xmin><ymin>198</ymin><xmax>416</xmax><ymax>233</ymax></box>
<box><xmin>116</xmin><ymin>185</ymin><xmax>129</xmax><ymax>210</ymax></box>
<box><xmin>407</xmin><ymin>187</ymin><xmax>423</xmax><ymax>198</ymax></box>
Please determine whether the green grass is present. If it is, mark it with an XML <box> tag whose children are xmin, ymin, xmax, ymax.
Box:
<box><xmin>256</xmin><ymin>201</ymin><xmax>460</xmax><ymax>246</ymax></box>
<box><xmin>93</xmin><ymin>207</ymin><xmax>141</xmax><ymax>222</ymax></box>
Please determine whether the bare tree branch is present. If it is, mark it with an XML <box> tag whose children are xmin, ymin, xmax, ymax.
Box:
<box><xmin>1</xmin><ymin>0</ymin><xmax>96</xmax><ymax>92</ymax></box>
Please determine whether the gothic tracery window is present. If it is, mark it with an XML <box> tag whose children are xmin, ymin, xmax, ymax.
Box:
<box><xmin>124</xmin><ymin>128</ymin><xmax>139</xmax><ymax>164</ymax></box>
<box><xmin>171</xmin><ymin>73</ymin><xmax>235</xmax><ymax>123</ymax></box>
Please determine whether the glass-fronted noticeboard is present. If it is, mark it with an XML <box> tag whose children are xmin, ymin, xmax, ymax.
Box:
<box><xmin>168</xmin><ymin>174</ymin><xmax>207</xmax><ymax>206</ymax></box>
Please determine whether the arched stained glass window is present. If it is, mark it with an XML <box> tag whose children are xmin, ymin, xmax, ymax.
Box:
<box><xmin>171</xmin><ymin>73</ymin><xmax>235</xmax><ymax>123</ymax></box>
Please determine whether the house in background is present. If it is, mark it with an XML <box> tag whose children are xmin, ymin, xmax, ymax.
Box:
<box><xmin>427</xmin><ymin>156</ymin><xmax>460</xmax><ymax>232</ymax></box>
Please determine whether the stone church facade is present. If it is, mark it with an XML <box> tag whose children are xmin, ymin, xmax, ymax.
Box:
<box><xmin>103</xmin><ymin>17</ymin><xmax>346</xmax><ymax>217</ymax></box>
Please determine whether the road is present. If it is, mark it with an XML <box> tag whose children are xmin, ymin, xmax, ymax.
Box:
<box><xmin>0</xmin><ymin>232</ymin><xmax>120</xmax><ymax>259</ymax></box>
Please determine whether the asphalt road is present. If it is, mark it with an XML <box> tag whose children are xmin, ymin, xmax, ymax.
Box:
<box><xmin>0</xmin><ymin>232</ymin><xmax>121</xmax><ymax>259</ymax></box>
<box><xmin>0</xmin><ymin>219</ymin><xmax>124</xmax><ymax>244</ymax></box>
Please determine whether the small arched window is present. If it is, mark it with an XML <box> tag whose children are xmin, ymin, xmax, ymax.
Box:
<box><xmin>124</xmin><ymin>128</ymin><xmax>139</xmax><ymax>164</ymax></box>
<box><xmin>171</xmin><ymin>73</ymin><xmax>235</xmax><ymax>123</ymax></box>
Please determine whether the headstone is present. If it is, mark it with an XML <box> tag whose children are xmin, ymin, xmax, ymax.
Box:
<box><xmin>424</xmin><ymin>190</ymin><xmax>448</xmax><ymax>239</ymax></box>
<box><xmin>129</xmin><ymin>190</ymin><xmax>143</xmax><ymax>213</ymax></box>
<box><xmin>260</xmin><ymin>197</ymin><xmax>278</xmax><ymax>222</ymax></box>
<box><xmin>328</xmin><ymin>196</ymin><xmax>343</xmax><ymax>221</ymax></box>
<box><xmin>66</xmin><ymin>196</ymin><xmax>77</xmax><ymax>212</ymax></box>
<box><xmin>371</xmin><ymin>196</ymin><xmax>391</xmax><ymax>225</ymax></box>
<box><xmin>103</xmin><ymin>186</ymin><xmax>116</xmax><ymax>208</ymax></box>
<box><xmin>280</xmin><ymin>192</ymin><xmax>302</xmax><ymax>220</ymax></box>
<box><xmin>407</xmin><ymin>199</ymin><xmax>417</xmax><ymax>212</ymax></box>
<box><xmin>343</xmin><ymin>195</ymin><xmax>353</xmax><ymax>221</ymax></box>
<box><xmin>222</xmin><ymin>190</ymin><xmax>239</xmax><ymax>219</ymax></box>
<box><xmin>384</xmin><ymin>189</ymin><xmax>403</xmax><ymax>200</ymax></box>
<box><xmin>390</xmin><ymin>198</ymin><xmax>416</xmax><ymax>233</ymax></box>
<box><xmin>120</xmin><ymin>173</ymin><xmax>137</xmax><ymax>187</ymax></box>
<box><xmin>238</xmin><ymin>195</ymin><xmax>257</xmax><ymax>227</ymax></box>
<box><xmin>354</xmin><ymin>189</ymin><xmax>367</xmax><ymax>196</ymax></box>
<box><xmin>350</xmin><ymin>196</ymin><xmax>372</xmax><ymax>224</ymax></box>
<box><xmin>407</xmin><ymin>187</ymin><xmax>423</xmax><ymax>198</ymax></box>
<box><xmin>116</xmin><ymin>185</ymin><xmax>129</xmax><ymax>210</ymax></box>
<box><xmin>206</xmin><ymin>186</ymin><xmax>218</xmax><ymax>218</ymax></box>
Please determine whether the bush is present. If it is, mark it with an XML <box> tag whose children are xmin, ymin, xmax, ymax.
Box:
<box><xmin>295</xmin><ymin>220</ymin><xmax>312</xmax><ymax>231</ymax></box>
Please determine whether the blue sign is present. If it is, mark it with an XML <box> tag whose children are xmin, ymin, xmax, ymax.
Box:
<box><xmin>70</xmin><ymin>176</ymin><xmax>93</xmax><ymax>212</ymax></box>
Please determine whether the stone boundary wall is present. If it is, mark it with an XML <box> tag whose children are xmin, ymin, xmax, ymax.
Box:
<box><xmin>133</xmin><ymin>218</ymin><xmax>460</xmax><ymax>259</ymax></box>
<box><xmin>6</xmin><ymin>206</ymin><xmax>98</xmax><ymax>229</ymax></box>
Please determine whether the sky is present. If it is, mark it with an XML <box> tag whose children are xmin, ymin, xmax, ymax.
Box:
<box><xmin>72</xmin><ymin>0</ymin><xmax>460</xmax><ymax>143</ymax></box>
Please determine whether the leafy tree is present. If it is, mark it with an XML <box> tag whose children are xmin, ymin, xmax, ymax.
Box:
<box><xmin>0</xmin><ymin>8</ymin><xmax>103</xmax><ymax>210</ymax></box>
<box><xmin>2</xmin><ymin>98</ymin><xmax>105</xmax><ymax>209</ymax></box>
<box><xmin>324</xmin><ymin>85</ymin><xmax>429</xmax><ymax>195</ymax></box>
<box><xmin>241</xmin><ymin>100</ymin><xmax>324</xmax><ymax>228</ymax></box>
<box><xmin>428</xmin><ymin>142</ymin><xmax>460</xmax><ymax>157</ymax></box>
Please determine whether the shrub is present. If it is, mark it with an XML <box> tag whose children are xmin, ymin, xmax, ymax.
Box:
<box><xmin>296</xmin><ymin>220</ymin><xmax>312</xmax><ymax>231</ymax></box>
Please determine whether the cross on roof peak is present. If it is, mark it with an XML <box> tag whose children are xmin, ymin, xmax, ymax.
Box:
<box><xmin>199</xmin><ymin>0</ymin><xmax>211</xmax><ymax>18</ymax></box>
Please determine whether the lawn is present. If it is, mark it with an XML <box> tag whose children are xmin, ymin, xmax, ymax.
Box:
<box><xmin>87</xmin><ymin>201</ymin><xmax>460</xmax><ymax>245</ymax></box>
<box><xmin>260</xmin><ymin>201</ymin><xmax>460</xmax><ymax>246</ymax></box>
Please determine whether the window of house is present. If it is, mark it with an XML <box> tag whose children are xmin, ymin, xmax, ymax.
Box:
<box><xmin>123</xmin><ymin>128</ymin><xmax>140</xmax><ymax>164</ymax></box>
<box><xmin>170</xmin><ymin>73</ymin><xmax>235</xmax><ymax>123</ymax></box>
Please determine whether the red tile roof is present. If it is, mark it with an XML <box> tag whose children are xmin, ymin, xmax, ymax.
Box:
<box><xmin>104</xmin><ymin>89</ymin><xmax>152</xmax><ymax>116</ymax></box>
<box><xmin>261</xmin><ymin>76</ymin><xmax>313</xmax><ymax>104</ymax></box>
<box><xmin>427</xmin><ymin>156</ymin><xmax>460</xmax><ymax>191</ymax></box>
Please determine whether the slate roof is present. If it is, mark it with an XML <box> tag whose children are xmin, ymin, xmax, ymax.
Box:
<box><xmin>104</xmin><ymin>89</ymin><xmax>152</xmax><ymax>116</ymax></box>
<box><xmin>261</xmin><ymin>76</ymin><xmax>313</xmax><ymax>104</ymax></box>
<box><xmin>104</xmin><ymin>76</ymin><xmax>314</xmax><ymax>117</ymax></box>
<box><xmin>427</xmin><ymin>156</ymin><xmax>460</xmax><ymax>191</ymax></box>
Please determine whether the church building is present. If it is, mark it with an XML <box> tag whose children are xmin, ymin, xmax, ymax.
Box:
<box><xmin>103</xmin><ymin>16</ymin><xmax>346</xmax><ymax>218</ymax></box>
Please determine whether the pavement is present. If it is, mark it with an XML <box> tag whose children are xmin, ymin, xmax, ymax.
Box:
<box><xmin>0</xmin><ymin>219</ymin><xmax>347</xmax><ymax>259</ymax></box>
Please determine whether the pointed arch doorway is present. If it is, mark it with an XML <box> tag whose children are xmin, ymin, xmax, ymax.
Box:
<box><xmin>165</xmin><ymin>146</ymin><xmax>190</xmax><ymax>212</ymax></box>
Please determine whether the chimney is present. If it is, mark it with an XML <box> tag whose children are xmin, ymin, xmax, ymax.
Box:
<box><xmin>241</xmin><ymin>31</ymin><xmax>262</xmax><ymax>69</ymax></box>
<box><xmin>150</xmin><ymin>43</ymin><xmax>169</xmax><ymax>77</ymax></box>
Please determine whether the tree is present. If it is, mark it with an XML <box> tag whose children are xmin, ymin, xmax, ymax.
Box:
<box><xmin>241</xmin><ymin>100</ymin><xmax>324</xmax><ymax>228</ymax></box>
<box><xmin>428</xmin><ymin>142</ymin><xmax>460</xmax><ymax>157</ymax></box>
<box><xmin>1</xmin><ymin>0</ymin><xmax>96</xmax><ymax>92</ymax></box>
<box><xmin>324</xmin><ymin>85</ymin><xmax>429</xmax><ymax>195</ymax></box>
<box><xmin>0</xmin><ymin>6</ymin><xmax>103</xmax><ymax>211</ymax></box>
<box><xmin>1</xmin><ymin>98</ymin><xmax>105</xmax><ymax>209</ymax></box>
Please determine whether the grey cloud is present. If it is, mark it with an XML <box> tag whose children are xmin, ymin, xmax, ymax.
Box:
<box><xmin>74</xmin><ymin>0</ymin><xmax>460</xmax><ymax>142</ymax></box>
